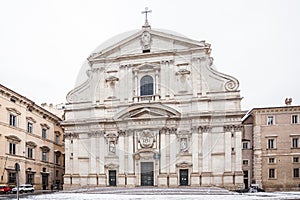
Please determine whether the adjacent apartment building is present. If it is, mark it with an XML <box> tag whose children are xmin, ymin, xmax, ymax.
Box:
<box><xmin>0</xmin><ymin>84</ymin><xmax>65</xmax><ymax>190</ymax></box>
<box><xmin>242</xmin><ymin>99</ymin><xmax>300</xmax><ymax>191</ymax></box>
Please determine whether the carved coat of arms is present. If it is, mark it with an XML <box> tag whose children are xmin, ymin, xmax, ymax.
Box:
<box><xmin>139</xmin><ymin>129</ymin><xmax>155</xmax><ymax>148</ymax></box>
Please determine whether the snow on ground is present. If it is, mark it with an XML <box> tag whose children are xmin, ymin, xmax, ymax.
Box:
<box><xmin>7</xmin><ymin>192</ymin><xmax>300</xmax><ymax>200</ymax></box>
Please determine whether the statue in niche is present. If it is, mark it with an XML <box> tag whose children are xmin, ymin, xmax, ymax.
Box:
<box><xmin>176</xmin><ymin>66</ymin><xmax>190</xmax><ymax>93</ymax></box>
<box><xmin>180</xmin><ymin>138</ymin><xmax>188</xmax><ymax>152</ymax></box>
<box><xmin>109</xmin><ymin>141</ymin><xmax>115</xmax><ymax>153</ymax></box>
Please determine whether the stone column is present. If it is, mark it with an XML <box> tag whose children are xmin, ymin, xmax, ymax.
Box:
<box><xmin>198</xmin><ymin>126</ymin><xmax>203</xmax><ymax>173</ymax></box>
<box><xmin>88</xmin><ymin>132</ymin><xmax>97</xmax><ymax>186</ymax></box>
<box><xmin>160</xmin><ymin>128</ymin><xmax>167</xmax><ymax>173</ymax></box>
<box><xmin>165</xmin><ymin>61</ymin><xmax>170</xmax><ymax>97</ymax></box>
<box><xmin>191</xmin><ymin>58</ymin><xmax>198</xmax><ymax>97</ymax></box>
<box><xmin>154</xmin><ymin>70</ymin><xmax>160</xmax><ymax>101</ymax></box>
<box><xmin>234</xmin><ymin>126</ymin><xmax>244</xmax><ymax>189</ymax></box>
<box><xmin>98</xmin><ymin>131</ymin><xmax>106</xmax><ymax>186</ymax></box>
<box><xmin>223</xmin><ymin>126</ymin><xmax>233</xmax><ymax>187</ymax></box>
<box><xmin>168</xmin><ymin>61</ymin><xmax>175</xmax><ymax>99</ymax></box>
<box><xmin>133</xmin><ymin>71</ymin><xmax>138</xmax><ymax>102</ymax></box>
<box><xmin>201</xmin><ymin>127</ymin><xmax>211</xmax><ymax>186</ymax></box>
<box><xmin>160</xmin><ymin>61</ymin><xmax>166</xmax><ymax>98</ymax></box>
<box><xmin>158</xmin><ymin>128</ymin><xmax>168</xmax><ymax>187</ymax></box>
<box><xmin>63</xmin><ymin>135</ymin><xmax>71</xmax><ymax>189</ymax></box>
<box><xmin>169</xmin><ymin>128</ymin><xmax>176</xmax><ymax>173</ymax></box>
<box><xmin>169</xmin><ymin>128</ymin><xmax>177</xmax><ymax>187</ymax></box>
<box><xmin>118</xmin><ymin>131</ymin><xmax>126</xmax><ymax>186</ymax></box>
<box><xmin>126</xmin><ymin>131</ymin><xmax>135</xmax><ymax>187</ymax></box>
<box><xmin>191</xmin><ymin>126</ymin><xmax>200</xmax><ymax>186</ymax></box>
<box><xmin>72</xmin><ymin>133</ymin><xmax>80</xmax><ymax>187</ymax></box>
<box><xmin>155</xmin><ymin>70</ymin><xmax>159</xmax><ymax>94</ymax></box>
<box><xmin>200</xmin><ymin>57</ymin><xmax>207</xmax><ymax>96</ymax></box>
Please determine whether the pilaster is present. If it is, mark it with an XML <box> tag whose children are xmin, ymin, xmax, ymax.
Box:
<box><xmin>191</xmin><ymin>126</ymin><xmax>199</xmax><ymax>173</ymax></box>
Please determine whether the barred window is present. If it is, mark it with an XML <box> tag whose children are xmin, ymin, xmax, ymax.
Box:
<box><xmin>269</xmin><ymin>168</ymin><xmax>276</xmax><ymax>179</ymax></box>
<box><xmin>292</xmin><ymin>115</ymin><xmax>298</xmax><ymax>124</ymax></box>
<box><xmin>294</xmin><ymin>168</ymin><xmax>299</xmax><ymax>178</ymax></box>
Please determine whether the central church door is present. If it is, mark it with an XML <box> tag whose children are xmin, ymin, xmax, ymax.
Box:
<box><xmin>141</xmin><ymin>162</ymin><xmax>154</xmax><ymax>186</ymax></box>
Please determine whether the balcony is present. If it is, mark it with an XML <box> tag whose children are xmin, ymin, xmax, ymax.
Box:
<box><xmin>133</xmin><ymin>95</ymin><xmax>160</xmax><ymax>102</ymax></box>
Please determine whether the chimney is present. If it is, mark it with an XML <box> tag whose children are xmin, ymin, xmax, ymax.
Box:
<box><xmin>285</xmin><ymin>98</ymin><xmax>292</xmax><ymax>106</ymax></box>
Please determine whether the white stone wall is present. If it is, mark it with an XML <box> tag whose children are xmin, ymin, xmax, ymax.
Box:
<box><xmin>63</xmin><ymin>27</ymin><xmax>243</xmax><ymax>190</ymax></box>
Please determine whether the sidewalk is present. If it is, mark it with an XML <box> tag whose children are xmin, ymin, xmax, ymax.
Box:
<box><xmin>0</xmin><ymin>190</ymin><xmax>56</xmax><ymax>200</ymax></box>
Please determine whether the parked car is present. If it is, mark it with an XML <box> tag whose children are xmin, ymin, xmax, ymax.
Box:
<box><xmin>12</xmin><ymin>184</ymin><xmax>34</xmax><ymax>193</ymax></box>
<box><xmin>249</xmin><ymin>184</ymin><xmax>265</xmax><ymax>193</ymax></box>
<box><xmin>0</xmin><ymin>185</ymin><xmax>12</xmax><ymax>194</ymax></box>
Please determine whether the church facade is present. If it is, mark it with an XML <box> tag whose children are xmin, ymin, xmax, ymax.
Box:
<box><xmin>63</xmin><ymin>21</ymin><xmax>244</xmax><ymax>190</ymax></box>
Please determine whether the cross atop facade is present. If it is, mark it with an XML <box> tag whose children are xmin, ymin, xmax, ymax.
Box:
<box><xmin>141</xmin><ymin>7</ymin><xmax>152</xmax><ymax>26</ymax></box>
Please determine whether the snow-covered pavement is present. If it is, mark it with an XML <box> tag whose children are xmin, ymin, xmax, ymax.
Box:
<box><xmin>2</xmin><ymin>187</ymin><xmax>300</xmax><ymax>200</ymax></box>
<box><xmin>5</xmin><ymin>192</ymin><xmax>300</xmax><ymax>200</ymax></box>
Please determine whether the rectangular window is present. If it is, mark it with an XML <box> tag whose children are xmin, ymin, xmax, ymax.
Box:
<box><xmin>9</xmin><ymin>114</ymin><xmax>17</xmax><ymax>127</ymax></box>
<box><xmin>243</xmin><ymin>142</ymin><xmax>249</xmax><ymax>149</ymax></box>
<box><xmin>292</xmin><ymin>115</ymin><xmax>298</xmax><ymax>124</ymax></box>
<box><xmin>55</xmin><ymin>154</ymin><xmax>60</xmax><ymax>165</ymax></box>
<box><xmin>269</xmin><ymin>168</ymin><xmax>276</xmax><ymax>179</ymax></box>
<box><xmin>27</xmin><ymin>147</ymin><xmax>33</xmax><ymax>159</ymax></box>
<box><xmin>294</xmin><ymin>157</ymin><xmax>299</xmax><ymax>163</ymax></box>
<box><xmin>9</xmin><ymin>143</ymin><xmax>16</xmax><ymax>155</ymax></box>
<box><xmin>56</xmin><ymin>170</ymin><xmax>59</xmax><ymax>178</ymax></box>
<box><xmin>8</xmin><ymin>172</ymin><xmax>16</xmax><ymax>184</ymax></box>
<box><xmin>269</xmin><ymin>157</ymin><xmax>275</xmax><ymax>163</ymax></box>
<box><xmin>55</xmin><ymin>134</ymin><xmax>60</xmax><ymax>144</ymax></box>
<box><xmin>243</xmin><ymin>160</ymin><xmax>249</xmax><ymax>166</ymax></box>
<box><xmin>267</xmin><ymin>116</ymin><xmax>274</xmax><ymax>125</ymax></box>
<box><xmin>42</xmin><ymin>152</ymin><xmax>47</xmax><ymax>162</ymax></box>
<box><xmin>292</xmin><ymin>138</ymin><xmax>299</xmax><ymax>148</ymax></box>
<box><xmin>26</xmin><ymin>173</ymin><xmax>34</xmax><ymax>184</ymax></box>
<box><xmin>294</xmin><ymin>168</ymin><xmax>299</xmax><ymax>178</ymax></box>
<box><xmin>27</xmin><ymin>122</ymin><xmax>33</xmax><ymax>133</ymax></box>
<box><xmin>268</xmin><ymin>139</ymin><xmax>275</xmax><ymax>149</ymax></box>
<box><xmin>42</xmin><ymin>128</ymin><xmax>47</xmax><ymax>139</ymax></box>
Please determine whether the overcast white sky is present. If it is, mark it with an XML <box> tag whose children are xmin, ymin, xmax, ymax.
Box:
<box><xmin>0</xmin><ymin>0</ymin><xmax>299</xmax><ymax>110</ymax></box>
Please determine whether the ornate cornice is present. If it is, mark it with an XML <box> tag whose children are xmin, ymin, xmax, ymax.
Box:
<box><xmin>118</xmin><ymin>130</ymin><xmax>126</xmax><ymax>136</ymax></box>
<box><xmin>26</xmin><ymin>116</ymin><xmax>36</xmax><ymax>123</ymax></box>
<box><xmin>176</xmin><ymin>161</ymin><xmax>193</xmax><ymax>168</ymax></box>
<box><xmin>104</xmin><ymin>163</ymin><xmax>119</xmax><ymax>169</ymax></box>
<box><xmin>64</xmin><ymin>132</ymin><xmax>79</xmax><ymax>139</ymax></box>
<box><xmin>6</xmin><ymin>107</ymin><xmax>21</xmax><ymax>115</ymax></box>
<box><xmin>223</xmin><ymin>125</ymin><xmax>243</xmax><ymax>132</ymax></box>
<box><xmin>199</xmin><ymin>126</ymin><xmax>211</xmax><ymax>133</ymax></box>
<box><xmin>26</xmin><ymin>141</ymin><xmax>37</xmax><ymax>148</ymax></box>
<box><xmin>5</xmin><ymin>135</ymin><xmax>21</xmax><ymax>142</ymax></box>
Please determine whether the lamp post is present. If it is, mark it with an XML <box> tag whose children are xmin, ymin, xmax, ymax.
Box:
<box><xmin>14</xmin><ymin>163</ymin><xmax>20</xmax><ymax>200</ymax></box>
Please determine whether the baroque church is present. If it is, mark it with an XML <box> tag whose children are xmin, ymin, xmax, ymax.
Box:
<box><xmin>63</xmin><ymin>11</ymin><xmax>244</xmax><ymax>190</ymax></box>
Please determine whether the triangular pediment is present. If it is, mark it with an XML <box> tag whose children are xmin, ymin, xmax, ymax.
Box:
<box><xmin>114</xmin><ymin>104</ymin><xmax>180</xmax><ymax>120</ymax></box>
<box><xmin>89</xmin><ymin>28</ymin><xmax>209</xmax><ymax>61</ymax></box>
<box><xmin>130</xmin><ymin>108</ymin><xmax>168</xmax><ymax>118</ymax></box>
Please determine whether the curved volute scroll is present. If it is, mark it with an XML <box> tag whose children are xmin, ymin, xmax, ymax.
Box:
<box><xmin>66</xmin><ymin>72</ymin><xmax>93</xmax><ymax>103</ymax></box>
<box><xmin>207</xmin><ymin>57</ymin><xmax>240</xmax><ymax>92</ymax></box>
